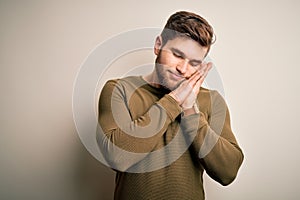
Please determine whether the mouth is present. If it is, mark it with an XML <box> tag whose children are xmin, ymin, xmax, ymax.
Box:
<box><xmin>169</xmin><ymin>71</ymin><xmax>184</xmax><ymax>81</ymax></box>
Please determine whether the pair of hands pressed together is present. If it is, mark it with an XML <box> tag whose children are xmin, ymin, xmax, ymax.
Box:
<box><xmin>169</xmin><ymin>62</ymin><xmax>213</xmax><ymax>116</ymax></box>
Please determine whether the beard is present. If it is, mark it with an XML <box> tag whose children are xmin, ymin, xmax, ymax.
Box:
<box><xmin>154</xmin><ymin>54</ymin><xmax>184</xmax><ymax>91</ymax></box>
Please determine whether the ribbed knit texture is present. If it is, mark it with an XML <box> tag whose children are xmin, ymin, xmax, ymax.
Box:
<box><xmin>98</xmin><ymin>76</ymin><xmax>244</xmax><ymax>200</ymax></box>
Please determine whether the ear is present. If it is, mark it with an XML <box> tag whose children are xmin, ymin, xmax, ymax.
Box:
<box><xmin>154</xmin><ymin>36</ymin><xmax>162</xmax><ymax>55</ymax></box>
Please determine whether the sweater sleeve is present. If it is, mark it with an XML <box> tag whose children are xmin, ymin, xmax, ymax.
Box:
<box><xmin>97</xmin><ymin>79</ymin><xmax>182</xmax><ymax>171</ymax></box>
<box><xmin>182</xmin><ymin>90</ymin><xmax>244</xmax><ymax>186</ymax></box>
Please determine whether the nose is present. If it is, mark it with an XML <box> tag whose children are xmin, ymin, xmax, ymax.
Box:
<box><xmin>176</xmin><ymin>59</ymin><xmax>189</xmax><ymax>74</ymax></box>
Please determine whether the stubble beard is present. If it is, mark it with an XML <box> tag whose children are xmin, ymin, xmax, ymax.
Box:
<box><xmin>155</xmin><ymin>62</ymin><xmax>182</xmax><ymax>91</ymax></box>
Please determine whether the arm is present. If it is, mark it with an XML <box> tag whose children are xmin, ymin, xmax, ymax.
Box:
<box><xmin>172</xmin><ymin>62</ymin><xmax>243</xmax><ymax>185</ymax></box>
<box><xmin>97</xmin><ymin>79</ymin><xmax>182</xmax><ymax>171</ymax></box>
<box><xmin>190</xmin><ymin>90</ymin><xmax>244</xmax><ymax>186</ymax></box>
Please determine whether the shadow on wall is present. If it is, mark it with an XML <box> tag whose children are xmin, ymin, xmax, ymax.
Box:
<box><xmin>75</xmin><ymin>144</ymin><xmax>115</xmax><ymax>200</ymax></box>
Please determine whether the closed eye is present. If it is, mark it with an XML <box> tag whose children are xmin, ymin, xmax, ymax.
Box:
<box><xmin>190</xmin><ymin>61</ymin><xmax>202</xmax><ymax>67</ymax></box>
<box><xmin>170</xmin><ymin>47</ymin><xmax>203</xmax><ymax>66</ymax></box>
<box><xmin>173</xmin><ymin>52</ymin><xmax>183</xmax><ymax>58</ymax></box>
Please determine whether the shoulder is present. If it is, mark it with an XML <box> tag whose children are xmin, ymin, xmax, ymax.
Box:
<box><xmin>105</xmin><ymin>76</ymin><xmax>143</xmax><ymax>87</ymax></box>
<box><xmin>198</xmin><ymin>87</ymin><xmax>224</xmax><ymax>102</ymax></box>
<box><xmin>102</xmin><ymin>76</ymin><xmax>146</xmax><ymax>97</ymax></box>
<box><xmin>198</xmin><ymin>87</ymin><xmax>226</xmax><ymax>114</ymax></box>
<box><xmin>103</xmin><ymin>76</ymin><xmax>141</xmax><ymax>89</ymax></box>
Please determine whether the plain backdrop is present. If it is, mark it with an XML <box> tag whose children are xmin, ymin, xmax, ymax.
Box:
<box><xmin>1</xmin><ymin>0</ymin><xmax>300</xmax><ymax>199</ymax></box>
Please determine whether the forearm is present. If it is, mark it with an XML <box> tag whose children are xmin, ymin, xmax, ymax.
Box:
<box><xmin>99</xmin><ymin>93</ymin><xmax>181</xmax><ymax>150</ymax></box>
<box><xmin>193</xmin><ymin>121</ymin><xmax>244</xmax><ymax>185</ymax></box>
<box><xmin>180</xmin><ymin>90</ymin><xmax>244</xmax><ymax>185</ymax></box>
<box><xmin>181</xmin><ymin>117</ymin><xmax>242</xmax><ymax>183</ymax></box>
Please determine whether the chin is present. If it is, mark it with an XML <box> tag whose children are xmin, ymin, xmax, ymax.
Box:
<box><xmin>164</xmin><ymin>81</ymin><xmax>181</xmax><ymax>91</ymax></box>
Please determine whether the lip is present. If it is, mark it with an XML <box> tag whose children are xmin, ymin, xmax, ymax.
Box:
<box><xmin>169</xmin><ymin>71</ymin><xmax>184</xmax><ymax>81</ymax></box>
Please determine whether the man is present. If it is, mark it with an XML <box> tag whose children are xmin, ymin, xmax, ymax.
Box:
<box><xmin>97</xmin><ymin>11</ymin><xmax>244</xmax><ymax>200</ymax></box>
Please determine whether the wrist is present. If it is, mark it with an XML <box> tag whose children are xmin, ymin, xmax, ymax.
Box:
<box><xmin>182</xmin><ymin>103</ymin><xmax>200</xmax><ymax>116</ymax></box>
<box><xmin>169</xmin><ymin>92</ymin><xmax>180</xmax><ymax>103</ymax></box>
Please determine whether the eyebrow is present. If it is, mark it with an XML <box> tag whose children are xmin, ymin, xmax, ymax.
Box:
<box><xmin>170</xmin><ymin>48</ymin><xmax>203</xmax><ymax>64</ymax></box>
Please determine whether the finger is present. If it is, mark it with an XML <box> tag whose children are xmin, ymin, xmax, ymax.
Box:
<box><xmin>193</xmin><ymin>78</ymin><xmax>202</xmax><ymax>95</ymax></box>
<box><xmin>197</xmin><ymin>62</ymin><xmax>209</xmax><ymax>76</ymax></box>
<box><xmin>197</xmin><ymin>63</ymin><xmax>212</xmax><ymax>87</ymax></box>
<box><xmin>192</xmin><ymin>72</ymin><xmax>208</xmax><ymax>95</ymax></box>
<box><xmin>188</xmin><ymin>70</ymin><xmax>201</xmax><ymax>87</ymax></box>
<box><xmin>202</xmin><ymin>62</ymin><xmax>213</xmax><ymax>78</ymax></box>
<box><xmin>190</xmin><ymin>68</ymin><xmax>202</xmax><ymax>78</ymax></box>
<box><xmin>184</xmin><ymin>69</ymin><xmax>201</xmax><ymax>85</ymax></box>
<box><xmin>206</xmin><ymin>62</ymin><xmax>213</xmax><ymax>71</ymax></box>
<box><xmin>192</xmin><ymin>73</ymin><xmax>207</xmax><ymax>96</ymax></box>
<box><xmin>198</xmin><ymin>69</ymin><xmax>209</xmax><ymax>84</ymax></box>
<box><xmin>178</xmin><ymin>62</ymin><xmax>210</xmax><ymax>92</ymax></box>
<box><xmin>198</xmin><ymin>62</ymin><xmax>207</xmax><ymax>71</ymax></box>
<box><xmin>175</xmin><ymin>76</ymin><xmax>196</xmax><ymax>96</ymax></box>
<box><xmin>203</xmin><ymin>62</ymin><xmax>212</xmax><ymax>71</ymax></box>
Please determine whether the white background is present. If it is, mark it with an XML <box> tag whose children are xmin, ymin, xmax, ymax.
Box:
<box><xmin>1</xmin><ymin>0</ymin><xmax>300</xmax><ymax>199</ymax></box>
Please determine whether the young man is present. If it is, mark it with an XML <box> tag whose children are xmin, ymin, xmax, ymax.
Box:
<box><xmin>98</xmin><ymin>11</ymin><xmax>244</xmax><ymax>200</ymax></box>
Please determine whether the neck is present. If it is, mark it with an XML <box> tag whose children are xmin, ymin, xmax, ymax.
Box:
<box><xmin>142</xmin><ymin>70</ymin><xmax>161</xmax><ymax>88</ymax></box>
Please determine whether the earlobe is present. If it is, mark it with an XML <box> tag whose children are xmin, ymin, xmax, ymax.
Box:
<box><xmin>154</xmin><ymin>36</ymin><xmax>162</xmax><ymax>55</ymax></box>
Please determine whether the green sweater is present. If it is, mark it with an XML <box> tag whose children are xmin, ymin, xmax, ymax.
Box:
<box><xmin>98</xmin><ymin>76</ymin><xmax>243</xmax><ymax>200</ymax></box>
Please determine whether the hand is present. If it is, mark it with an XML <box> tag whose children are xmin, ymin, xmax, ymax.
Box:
<box><xmin>181</xmin><ymin>62</ymin><xmax>213</xmax><ymax>110</ymax></box>
<box><xmin>169</xmin><ymin>70</ymin><xmax>202</xmax><ymax>105</ymax></box>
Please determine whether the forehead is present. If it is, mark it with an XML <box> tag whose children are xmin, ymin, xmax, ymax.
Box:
<box><xmin>163</xmin><ymin>36</ymin><xmax>208</xmax><ymax>60</ymax></box>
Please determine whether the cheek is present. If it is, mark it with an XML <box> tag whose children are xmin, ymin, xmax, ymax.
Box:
<box><xmin>158</xmin><ymin>53</ymin><xmax>178</xmax><ymax>67</ymax></box>
<box><xmin>185</xmin><ymin>67</ymin><xmax>197</xmax><ymax>78</ymax></box>
<box><xmin>189</xmin><ymin>67</ymin><xmax>197</xmax><ymax>74</ymax></box>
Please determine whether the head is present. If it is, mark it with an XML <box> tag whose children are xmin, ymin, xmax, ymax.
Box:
<box><xmin>153</xmin><ymin>11</ymin><xmax>215</xmax><ymax>90</ymax></box>
<box><xmin>161</xmin><ymin>11</ymin><xmax>215</xmax><ymax>54</ymax></box>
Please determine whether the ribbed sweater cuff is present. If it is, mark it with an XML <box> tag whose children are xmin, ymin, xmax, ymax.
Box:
<box><xmin>156</xmin><ymin>94</ymin><xmax>182</xmax><ymax>121</ymax></box>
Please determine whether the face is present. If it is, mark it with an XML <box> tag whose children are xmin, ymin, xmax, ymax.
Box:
<box><xmin>154</xmin><ymin>36</ymin><xmax>208</xmax><ymax>90</ymax></box>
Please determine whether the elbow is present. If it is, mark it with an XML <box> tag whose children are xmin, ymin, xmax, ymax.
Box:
<box><xmin>106</xmin><ymin>159</ymin><xmax>131</xmax><ymax>172</ymax></box>
<box><xmin>219</xmin><ymin>153</ymin><xmax>244</xmax><ymax>186</ymax></box>
<box><xmin>214</xmin><ymin>151</ymin><xmax>244</xmax><ymax>186</ymax></box>
<box><xmin>98</xmin><ymin>145</ymin><xmax>133</xmax><ymax>172</ymax></box>
<box><xmin>218</xmin><ymin>172</ymin><xmax>237</xmax><ymax>186</ymax></box>
<box><xmin>208</xmin><ymin>168</ymin><xmax>239</xmax><ymax>186</ymax></box>
<box><xmin>212</xmin><ymin>165</ymin><xmax>240</xmax><ymax>186</ymax></box>
<box><xmin>96</xmin><ymin>131</ymin><xmax>132</xmax><ymax>172</ymax></box>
